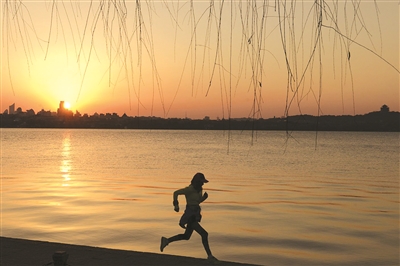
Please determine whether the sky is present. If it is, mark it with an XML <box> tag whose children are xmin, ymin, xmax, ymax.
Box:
<box><xmin>1</xmin><ymin>1</ymin><xmax>399</xmax><ymax>119</ymax></box>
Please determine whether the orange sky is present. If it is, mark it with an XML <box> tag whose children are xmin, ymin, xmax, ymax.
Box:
<box><xmin>1</xmin><ymin>1</ymin><xmax>399</xmax><ymax>119</ymax></box>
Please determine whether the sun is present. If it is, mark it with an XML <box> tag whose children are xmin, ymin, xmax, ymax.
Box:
<box><xmin>64</xmin><ymin>102</ymin><xmax>71</xmax><ymax>109</ymax></box>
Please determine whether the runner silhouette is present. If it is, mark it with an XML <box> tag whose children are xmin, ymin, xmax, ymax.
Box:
<box><xmin>160</xmin><ymin>173</ymin><xmax>219</xmax><ymax>264</ymax></box>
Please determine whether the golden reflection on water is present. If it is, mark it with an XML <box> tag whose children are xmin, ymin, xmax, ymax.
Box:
<box><xmin>1</xmin><ymin>129</ymin><xmax>398</xmax><ymax>266</ymax></box>
<box><xmin>61</xmin><ymin>132</ymin><xmax>71</xmax><ymax>186</ymax></box>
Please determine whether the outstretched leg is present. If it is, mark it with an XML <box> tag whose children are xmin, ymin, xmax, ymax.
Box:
<box><xmin>168</xmin><ymin>225</ymin><xmax>194</xmax><ymax>242</ymax></box>
<box><xmin>160</xmin><ymin>225</ymin><xmax>194</xmax><ymax>252</ymax></box>
<box><xmin>191</xmin><ymin>221</ymin><xmax>212</xmax><ymax>256</ymax></box>
<box><xmin>160</xmin><ymin>221</ymin><xmax>218</xmax><ymax>263</ymax></box>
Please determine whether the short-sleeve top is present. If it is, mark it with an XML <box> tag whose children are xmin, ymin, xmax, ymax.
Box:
<box><xmin>173</xmin><ymin>185</ymin><xmax>203</xmax><ymax>206</ymax></box>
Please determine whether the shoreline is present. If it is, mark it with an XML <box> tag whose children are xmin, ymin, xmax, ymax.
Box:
<box><xmin>0</xmin><ymin>236</ymin><xmax>259</xmax><ymax>266</ymax></box>
<box><xmin>1</xmin><ymin>110</ymin><xmax>399</xmax><ymax>132</ymax></box>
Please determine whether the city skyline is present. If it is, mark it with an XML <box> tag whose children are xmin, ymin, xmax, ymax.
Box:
<box><xmin>3</xmin><ymin>100</ymin><xmax>395</xmax><ymax>121</ymax></box>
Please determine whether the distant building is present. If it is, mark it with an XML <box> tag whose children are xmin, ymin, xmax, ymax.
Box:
<box><xmin>37</xmin><ymin>109</ymin><xmax>52</xmax><ymax>116</ymax></box>
<box><xmin>57</xmin><ymin>101</ymin><xmax>65</xmax><ymax>115</ymax></box>
<box><xmin>380</xmin><ymin>104</ymin><xmax>389</xmax><ymax>113</ymax></box>
<box><xmin>9</xmin><ymin>103</ymin><xmax>15</xmax><ymax>114</ymax></box>
<box><xmin>57</xmin><ymin>101</ymin><xmax>73</xmax><ymax>117</ymax></box>
<box><xmin>26</xmin><ymin>109</ymin><xmax>35</xmax><ymax>116</ymax></box>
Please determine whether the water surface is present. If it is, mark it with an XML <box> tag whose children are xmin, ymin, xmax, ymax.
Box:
<box><xmin>1</xmin><ymin>129</ymin><xmax>399</xmax><ymax>265</ymax></box>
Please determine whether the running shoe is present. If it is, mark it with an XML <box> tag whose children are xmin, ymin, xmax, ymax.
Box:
<box><xmin>207</xmin><ymin>255</ymin><xmax>220</xmax><ymax>264</ymax></box>
<box><xmin>160</xmin><ymin>237</ymin><xmax>169</xmax><ymax>252</ymax></box>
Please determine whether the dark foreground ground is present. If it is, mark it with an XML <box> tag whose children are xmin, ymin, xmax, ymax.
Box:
<box><xmin>0</xmin><ymin>237</ymin><xmax>259</xmax><ymax>266</ymax></box>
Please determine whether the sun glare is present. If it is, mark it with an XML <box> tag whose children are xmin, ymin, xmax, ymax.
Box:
<box><xmin>64</xmin><ymin>102</ymin><xmax>71</xmax><ymax>109</ymax></box>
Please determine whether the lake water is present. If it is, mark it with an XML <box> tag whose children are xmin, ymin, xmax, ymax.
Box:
<box><xmin>1</xmin><ymin>128</ymin><xmax>399</xmax><ymax>265</ymax></box>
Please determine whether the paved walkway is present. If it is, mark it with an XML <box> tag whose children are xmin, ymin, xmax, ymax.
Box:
<box><xmin>0</xmin><ymin>237</ymin><xmax>258</xmax><ymax>266</ymax></box>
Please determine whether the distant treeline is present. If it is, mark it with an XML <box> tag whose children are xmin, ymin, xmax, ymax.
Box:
<box><xmin>1</xmin><ymin>111</ymin><xmax>399</xmax><ymax>132</ymax></box>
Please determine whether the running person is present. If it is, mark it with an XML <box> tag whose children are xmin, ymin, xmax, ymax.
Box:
<box><xmin>160</xmin><ymin>172</ymin><xmax>219</xmax><ymax>263</ymax></box>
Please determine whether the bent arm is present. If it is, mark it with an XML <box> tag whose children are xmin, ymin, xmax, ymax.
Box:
<box><xmin>173</xmin><ymin>187</ymin><xmax>187</xmax><ymax>205</ymax></box>
<box><xmin>200</xmin><ymin>191</ymin><xmax>208</xmax><ymax>202</ymax></box>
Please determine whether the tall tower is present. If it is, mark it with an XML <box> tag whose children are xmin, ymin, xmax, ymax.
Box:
<box><xmin>58</xmin><ymin>101</ymin><xmax>65</xmax><ymax>116</ymax></box>
<box><xmin>9</xmin><ymin>103</ymin><xmax>15</xmax><ymax>114</ymax></box>
<box><xmin>57</xmin><ymin>101</ymin><xmax>72</xmax><ymax>117</ymax></box>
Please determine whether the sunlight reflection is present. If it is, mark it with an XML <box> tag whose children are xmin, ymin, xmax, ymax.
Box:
<box><xmin>61</xmin><ymin>133</ymin><xmax>71</xmax><ymax>186</ymax></box>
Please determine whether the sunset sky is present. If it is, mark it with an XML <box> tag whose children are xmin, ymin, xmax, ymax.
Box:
<box><xmin>1</xmin><ymin>1</ymin><xmax>399</xmax><ymax>119</ymax></box>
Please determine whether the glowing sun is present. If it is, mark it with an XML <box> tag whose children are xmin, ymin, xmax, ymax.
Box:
<box><xmin>64</xmin><ymin>102</ymin><xmax>71</xmax><ymax>109</ymax></box>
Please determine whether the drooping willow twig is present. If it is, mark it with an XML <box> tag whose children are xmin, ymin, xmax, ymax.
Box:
<box><xmin>2</xmin><ymin>0</ymin><xmax>397</xmax><ymax>120</ymax></box>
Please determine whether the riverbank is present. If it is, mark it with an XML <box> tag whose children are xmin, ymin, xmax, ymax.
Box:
<box><xmin>0</xmin><ymin>237</ymin><xmax>258</xmax><ymax>266</ymax></box>
<box><xmin>1</xmin><ymin>110</ymin><xmax>399</xmax><ymax>131</ymax></box>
